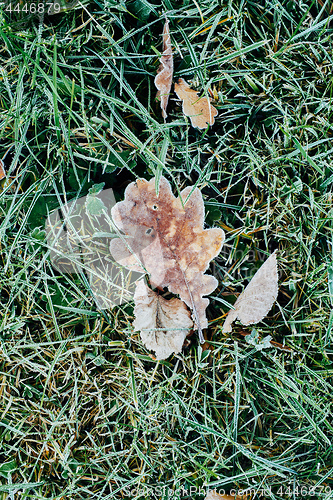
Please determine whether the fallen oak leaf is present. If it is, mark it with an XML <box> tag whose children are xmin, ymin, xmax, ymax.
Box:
<box><xmin>222</xmin><ymin>251</ymin><xmax>278</xmax><ymax>333</ymax></box>
<box><xmin>174</xmin><ymin>78</ymin><xmax>218</xmax><ymax>129</ymax></box>
<box><xmin>133</xmin><ymin>279</ymin><xmax>193</xmax><ymax>359</ymax></box>
<box><xmin>154</xmin><ymin>18</ymin><xmax>173</xmax><ymax>120</ymax></box>
<box><xmin>109</xmin><ymin>176</ymin><xmax>225</xmax><ymax>343</ymax></box>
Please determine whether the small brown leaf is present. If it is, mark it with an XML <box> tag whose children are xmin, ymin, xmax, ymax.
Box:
<box><xmin>174</xmin><ymin>78</ymin><xmax>218</xmax><ymax>129</ymax></box>
<box><xmin>110</xmin><ymin>176</ymin><xmax>225</xmax><ymax>341</ymax></box>
<box><xmin>133</xmin><ymin>279</ymin><xmax>193</xmax><ymax>359</ymax></box>
<box><xmin>0</xmin><ymin>160</ymin><xmax>6</xmax><ymax>181</ymax></box>
<box><xmin>154</xmin><ymin>19</ymin><xmax>173</xmax><ymax>120</ymax></box>
<box><xmin>222</xmin><ymin>251</ymin><xmax>278</xmax><ymax>333</ymax></box>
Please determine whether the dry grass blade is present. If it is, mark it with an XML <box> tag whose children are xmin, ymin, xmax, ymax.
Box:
<box><xmin>133</xmin><ymin>279</ymin><xmax>193</xmax><ymax>359</ymax></box>
<box><xmin>174</xmin><ymin>78</ymin><xmax>218</xmax><ymax>129</ymax></box>
<box><xmin>154</xmin><ymin>18</ymin><xmax>173</xmax><ymax>120</ymax></box>
<box><xmin>223</xmin><ymin>251</ymin><xmax>278</xmax><ymax>333</ymax></box>
<box><xmin>0</xmin><ymin>160</ymin><xmax>6</xmax><ymax>181</ymax></box>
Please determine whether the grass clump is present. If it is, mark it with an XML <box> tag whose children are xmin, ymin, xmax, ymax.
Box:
<box><xmin>1</xmin><ymin>0</ymin><xmax>333</xmax><ymax>499</ymax></box>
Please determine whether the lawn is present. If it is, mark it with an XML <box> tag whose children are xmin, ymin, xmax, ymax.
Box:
<box><xmin>1</xmin><ymin>0</ymin><xmax>333</xmax><ymax>499</ymax></box>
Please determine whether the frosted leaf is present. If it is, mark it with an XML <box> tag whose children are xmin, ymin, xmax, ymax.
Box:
<box><xmin>222</xmin><ymin>251</ymin><xmax>278</xmax><ymax>333</ymax></box>
<box><xmin>154</xmin><ymin>19</ymin><xmax>173</xmax><ymax>120</ymax></box>
<box><xmin>174</xmin><ymin>78</ymin><xmax>218</xmax><ymax>129</ymax></box>
<box><xmin>110</xmin><ymin>176</ymin><xmax>225</xmax><ymax>341</ymax></box>
<box><xmin>133</xmin><ymin>279</ymin><xmax>193</xmax><ymax>360</ymax></box>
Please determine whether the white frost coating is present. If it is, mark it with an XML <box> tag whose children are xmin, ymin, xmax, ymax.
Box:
<box><xmin>223</xmin><ymin>251</ymin><xmax>278</xmax><ymax>333</ymax></box>
<box><xmin>133</xmin><ymin>279</ymin><xmax>193</xmax><ymax>360</ymax></box>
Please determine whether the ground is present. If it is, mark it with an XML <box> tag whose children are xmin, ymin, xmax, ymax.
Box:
<box><xmin>0</xmin><ymin>0</ymin><xmax>333</xmax><ymax>499</ymax></box>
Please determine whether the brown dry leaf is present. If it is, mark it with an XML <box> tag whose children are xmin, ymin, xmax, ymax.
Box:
<box><xmin>154</xmin><ymin>18</ymin><xmax>173</xmax><ymax>120</ymax></box>
<box><xmin>110</xmin><ymin>176</ymin><xmax>225</xmax><ymax>341</ymax></box>
<box><xmin>222</xmin><ymin>251</ymin><xmax>278</xmax><ymax>333</ymax></box>
<box><xmin>205</xmin><ymin>489</ymin><xmax>248</xmax><ymax>500</ymax></box>
<box><xmin>174</xmin><ymin>78</ymin><xmax>218</xmax><ymax>129</ymax></box>
<box><xmin>133</xmin><ymin>279</ymin><xmax>193</xmax><ymax>359</ymax></box>
<box><xmin>0</xmin><ymin>160</ymin><xmax>5</xmax><ymax>181</ymax></box>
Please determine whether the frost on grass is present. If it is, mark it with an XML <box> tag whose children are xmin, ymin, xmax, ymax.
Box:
<box><xmin>222</xmin><ymin>251</ymin><xmax>278</xmax><ymax>333</ymax></box>
<box><xmin>133</xmin><ymin>279</ymin><xmax>193</xmax><ymax>360</ymax></box>
<box><xmin>110</xmin><ymin>176</ymin><xmax>225</xmax><ymax>345</ymax></box>
<box><xmin>174</xmin><ymin>78</ymin><xmax>218</xmax><ymax>129</ymax></box>
<box><xmin>154</xmin><ymin>18</ymin><xmax>173</xmax><ymax>120</ymax></box>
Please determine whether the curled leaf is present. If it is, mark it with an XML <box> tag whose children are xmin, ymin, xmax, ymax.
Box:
<box><xmin>154</xmin><ymin>19</ymin><xmax>173</xmax><ymax>120</ymax></box>
<box><xmin>133</xmin><ymin>279</ymin><xmax>193</xmax><ymax>359</ymax></box>
<box><xmin>110</xmin><ymin>176</ymin><xmax>225</xmax><ymax>341</ymax></box>
<box><xmin>174</xmin><ymin>78</ymin><xmax>218</xmax><ymax>129</ymax></box>
<box><xmin>222</xmin><ymin>251</ymin><xmax>278</xmax><ymax>333</ymax></box>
